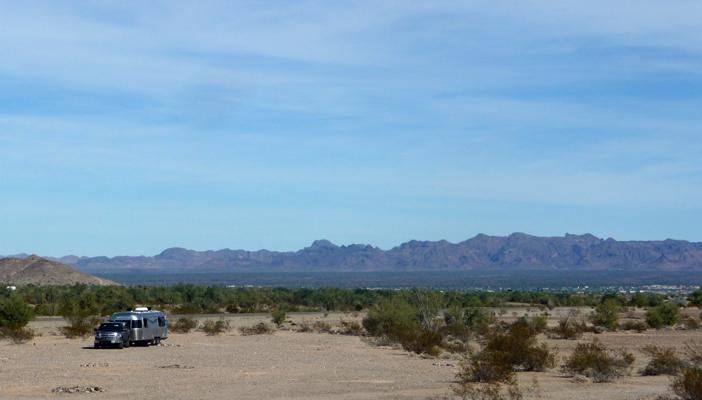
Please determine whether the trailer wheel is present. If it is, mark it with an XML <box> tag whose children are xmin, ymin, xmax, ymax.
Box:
<box><xmin>94</xmin><ymin>344</ymin><xmax>99</xmax><ymax>349</ymax></box>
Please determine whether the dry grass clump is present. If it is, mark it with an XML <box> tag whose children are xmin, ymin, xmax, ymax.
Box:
<box><xmin>58</xmin><ymin>316</ymin><xmax>102</xmax><ymax>339</ymax></box>
<box><xmin>169</xmin><ymin>317</ymin><xmax>199</xmax><ymax>334</ymax></box>
<box><xmin>200</xmin><ymin>318</ymin><xmax>231</xmax><ymax>336</ymax></box>
<box><xmin>238</xmin><ymin>322</ymin><xmax>274</xmax><ymax>336</ymax></box>
<box><xmin>0</xmin><ymin>325</ymin><xmax>35</xmax><ymax>344</ymax></box>
<box><xmin>561</xmin><ymin>338</ymin><xmax>635</xmax><ymax>383</ymax></box>
<box><xmin>640</xmin><ymin>345</ymin><xmax>684</xmax><ymax>376</ymax></box>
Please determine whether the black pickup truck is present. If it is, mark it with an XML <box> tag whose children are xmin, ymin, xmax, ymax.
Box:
<box><xmin>94</xmin><ymin>322</ymin><xmax>130</xmax><ymax>349</ymax></box>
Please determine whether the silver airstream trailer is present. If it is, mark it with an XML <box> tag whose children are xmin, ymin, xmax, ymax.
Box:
<box><xmin>109</xmin><ymin>307</ymin><xmax>168</xmax><ymax>346</ymax></box>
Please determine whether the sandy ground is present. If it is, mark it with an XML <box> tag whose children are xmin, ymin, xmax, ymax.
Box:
<box><xmin>1</xmin><ymin>309</ymin><xmax>699</xmax><ymax>399</ymax></box>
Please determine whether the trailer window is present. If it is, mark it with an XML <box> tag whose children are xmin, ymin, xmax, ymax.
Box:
<box><xmin>143</xmin><ymin>318</ymin><xmax>148</xmax><ymax>328</ymax></box>
<box><xmin>158</xmin><ymin>317</ymin><xmax>165</xmax><ymax>327</ymax></box>
<box><xmin>132</xmin><ymin>320</ymin><xmax>142</xmax><ymax>329</ymax></box>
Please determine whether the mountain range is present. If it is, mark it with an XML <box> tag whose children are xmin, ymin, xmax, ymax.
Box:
<box><xmin>3</xmin><ymin>233</ymin><xmax>702</xmax><ymax>274</ymax></box>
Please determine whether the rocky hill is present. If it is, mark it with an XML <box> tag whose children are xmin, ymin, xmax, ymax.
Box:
<box><xmin>13</xmin><ymin>233</ymin><xmax>701</xmax><ymax>274</ymax></box>
<box><xmin>0</xmin><ymin>255</ymin><xmax>119</xmax><ymax>286</ymax></box>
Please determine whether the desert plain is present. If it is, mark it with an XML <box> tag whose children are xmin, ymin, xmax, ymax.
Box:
<box><xmin>1</xmin><ymin>309</ymin><xmax>700</xmax><ymax>400</ymax></box>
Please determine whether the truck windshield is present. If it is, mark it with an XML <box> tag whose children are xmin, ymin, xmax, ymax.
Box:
<box><xmin>98</xmin><ymin>323</ymin><xmax>124</xmax><ymax>331</ymax></box>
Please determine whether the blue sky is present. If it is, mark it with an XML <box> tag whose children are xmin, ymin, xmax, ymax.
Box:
<box><xmin>2</xmin><ymin>1</ymin><xmax>702</xmax><ymax>257</ymax></box>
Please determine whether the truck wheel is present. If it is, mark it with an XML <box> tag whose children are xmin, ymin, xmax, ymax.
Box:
<box><xmin>94</xmin><ymin>344</ymin><xmax>99</xmax><ymax>349</ymax></box>
<box><xmin>118</xmin><ymin>341</ymin><xmax>124</xmax><ymax>349</ymax></box>
<box><xmin>124</xmin><ymin>340</ymin><xmax>129</xmax><ymax>348</ymax></box>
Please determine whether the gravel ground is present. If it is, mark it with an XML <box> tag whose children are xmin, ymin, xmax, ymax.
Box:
<box><xmin>0</xmin><ymin>310</ymin><xmax>699</xmax><ymax>399</ymax></box>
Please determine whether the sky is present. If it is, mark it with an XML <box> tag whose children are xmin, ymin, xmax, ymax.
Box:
<box><xmin>2</xmin><ymin>1</ymin><xmax>702</xmax><ymax>257</ymax></box>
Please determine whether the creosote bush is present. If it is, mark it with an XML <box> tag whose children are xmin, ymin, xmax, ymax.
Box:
<box><xmin>271</xmin><ymin>310</ymin><xmax>286</xmax><ymax>327</ymax></box>
<box><xmin>340</xmin><ymin>320</ymin><xmax>363</xmax><ymax>335</ymax></box>
<box><xmin>313</xmin><ymin>321</ymin><xmax>332</xmax><ymax>332</ymax></box>
<box><xmin>58</xmin><ymin>316</ymin><xmax>103</xmax><ymax>339</ymax></box>
<box><xmin>672</xmin><ymin>367</ymin><xmax>702</xmax><ymax>400</ymax></box>
<box><xmin>561</xmin><ymin>338</ymin><xmax>635</xmax><ymax>382</ymax></box>
<box><xmin>681</xmin><ymin>314</ymin><xmax>701</xmax><ymax>330</ymax></box>
<box><xmin>0</xmin><ymin>325</ymin><xmax>35</xmax><ymax>344</ymax></box>
<box><xmin>647</xmin><ymin>303</ymin><xmax>681</xmax><ymax>329</ymax></box>
<box><xmin>169</xmin><ymin>317</ymin><xmax>199</xmax><ymax>334</ymax></box>
<box><xmin>200</xmin><ymin>317</ymin><xmax>231</xmax><ymax>336</ymax></box>
<box><xmin>238</xmin><ymin>322</ymin><xmax>274</xmax><ymax>336</ymax></box>
<box><xmin>621</xmin><ymin>320</ymin><xmax>648</xmax><ymax>333</ymax></box>
<box><xmin>640</xmin><ymin>345</ymin><xmax>684</xmax><ymax>376</ymax></box>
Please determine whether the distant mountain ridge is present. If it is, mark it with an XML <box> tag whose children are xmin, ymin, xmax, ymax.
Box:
<box><xmin>4</xmin><ymin>233</ymin><xmax>702</xmax><ymax>273</ymax></box>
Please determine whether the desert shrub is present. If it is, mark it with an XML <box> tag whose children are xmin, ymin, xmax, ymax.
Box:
<box><xmin>621</xmin><ymin>320</ymin><xmax>648</xmax><ymax>333</ymax></box>
<box><xmin>200</xmin><ymin>317</ymin><xmax>231</xmax><ymax>336</ymax></box>
<box><xmin>548</xmin><ymin>309</ymin><xmax>585</xmax><ymax>339</ymax></box>
<box><xmin>528</xmin><ymin>313</ymin><xmax>549</xmax><ymax>333</ymax></box>
<box><xmin>390</xmin><ymin>326</ymin><xmax>443</xmax><ymax>357</ymax></box>
<box><xmin>456</xmin><ymin>350</ymin><xmax>516</xmax><ymax>385</ymax></box>
<box><xmin>313</xmin><ymin>321</ymin><xmax>332</xmax><ymax>332</ymax></box>
<box><xmin>640</xmin><ymin>345</ymin><xmax>684</xmax><ymax>376</ymax></box>
<box><xmin>561</xmin><ymin>338</ymin><xmax>635</xmax><ymax>382</ymax></box>
<box><xmin>684</xmin><ymin>341</ymin><xmax>702</xmax><ymax>368</ymax></box>
<box><xmin>298</xmin><ymin>320</ymin><xmax>312</xmax><ymax>332</ymax></box>
<box><xmin>169</xmin><ymin>317</ymin><xmax>199</xmax><ymax>333</ymax></box>
<box><xmin>361</xmin><ymin>335</ymin><xmax>395</xmax><ymax>347</ymax></box>
<box><xmin>0</xmin><ymin>325</ymin><xmax>35</xmax><ymax>344</ymax></box>
<box><xmin>647</xmin><ymin>303</ymin><xmax>681</xmax><ymax>329</ymax></box>
<box><xmin>362</xmin><ymin>298</ymin><xmax>418</xmax><ymax>336</ymax></box>
<box><xmin>58</xmin><ymin>316</ymin><xmax>102</xmax><ymax>339</ymax></box>
<box><xmin>340</xmin><ymin>320</ymin><xmax>363</xmax><ymax>335</ymax></box>
<box><xmin>589</xmin><ymin>299</ymin><xmax>621</xmax><ymax>330</ymax></box>
<box><xmin>271</xmin><ymin>310</ymin><xmax>286</xmax><ymax>327</ymax></box>
<box><xmin>238</xmin><ymin>322</ymin><xmax>274</xmax><ymax>336</ymax></box>
<box><xmin>411</xmin><ymin>288</ymin><xmax>443</xmax><ymax>332</ymax></box>
<box><xmin>672</xmin><ymin>367</ymin><xmax>702</xmax><ymax>400</ymax></box>
<box><xmin>464</xmin><ymin>307</ymin><xmax>497</xmax><ymax>330</ymax></box>
<box><xmin>681</xmin><ymin>314</ymin><xmax>701</xmax><ymax>330</ymax></box>
<box><xmin>483</xmin><ymin>321</ymin><xmax>557</xmax><ymax>372</ymax></box>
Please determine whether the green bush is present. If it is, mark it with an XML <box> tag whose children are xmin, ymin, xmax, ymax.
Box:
<box><xmin>169</xmin><ymin>317</ymin><xmax>199</xmax><ymax>334</ymax></box>
<box><xmin>561</xmin><ymin>338</ymin><xmax>635</xmax><ymax>382</ymax></box>
<box><xmin>390</xmin><ymin>326</ymin><xmax>443</xmax><ymax>357</ymax></box>
<box><xmin>589</xmin><ymin>299</ymin><xmax>621</xmax><ymax>330</ymax></box>
<box><xmin>200</xmin><ymin>318</ymin><xmax>231</xmax><ymax>336</ymax></box>
<box><xmin>640</xmin><ymin>345</ymin><xmax>684</xmax><ymax>376</ymax></box>
<box><xmin>362</xmin><ymin>299</ymin><xmax>418</xmax><ymax>336</ymax></box>
<box><xmin>271</xmin><ymin>310</ymin><xmax>286</xmax><ymax>327</ymax></box>
<box><xmin>0</xmin><ymin>295</ymin><xmax>34</xmax><ymax>328</ymax></box>
<box><xmin>647</xmin><ymin>303</ymin><xmax>681</xmax><ymax>328</ymax></box>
